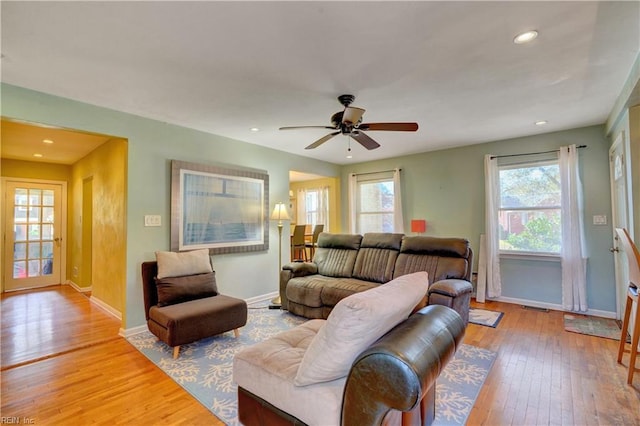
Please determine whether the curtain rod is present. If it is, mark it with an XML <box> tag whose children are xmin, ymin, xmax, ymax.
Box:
<box><xmin>490</xmin><ymin>145</ymin><xmax>587</xmax><ymax>160</ymax></box>
<box><xmin>351</xmin><ymin>168</ymin><xmax>401</xmax><ymax>177</ymax></box>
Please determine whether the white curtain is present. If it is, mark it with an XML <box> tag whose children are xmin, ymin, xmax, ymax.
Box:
<box><xmin>484</xmin><ymin>154</ymin><xmax>502</xmax><ymax>298</ymax></box>
<box><xmin>393</xmin><ymin>168</ymin><xmax>405</xmax><ymax>233</ymax></box>
<box><xmin>296</xmin><ymin>187</ymin><xmax>330</xmax><ymax>230</ymax></box>
<box><xmin>296</xmin><ymin>188</ymin><xmax>306</xmax><ymax>225</ymax></box>
<box><xmin>348</xmin><ymin>173</ymin><xmax>357</xmax><ymax>233</ymax></box>
<box><xmin>559</xmin><ymin>144</ymin><xmax>588</xmax><ymax>312</ymax></box>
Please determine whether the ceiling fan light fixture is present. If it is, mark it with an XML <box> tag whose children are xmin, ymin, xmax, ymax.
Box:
<box><xmin>343</xmin><ymin>107</ymin><xmax>365</xmax><ymax>124</ymax></box>
<box><xmin>514</xmin><ymin>30</ymin><xmax>538</xmax><ymax>44</ymax></box>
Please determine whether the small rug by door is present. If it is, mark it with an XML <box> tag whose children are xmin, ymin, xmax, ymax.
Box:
<box><xmin>128</xmin><ymin>307</ymin><xmax>496</xmax><ymax>426</ymax></box>
<box><xmin>469</xmin><ymin>308</ymin><xmax>504</xmax><ymax>328</ymax></box>
<box><xmin>564</xmin><ymin>314</ymin><xmax>627</xmax><ymax>341</ymax></box>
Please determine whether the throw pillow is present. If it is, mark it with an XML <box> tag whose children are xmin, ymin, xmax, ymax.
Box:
<box><xmin>155</xmin><ymin>272</ymin><xmax>218</xmax><ymax>307</ymax></box>
<box><xmin>155</xmin><ymin>249</ymin><xmax>213</xmax><ymax>279</ymax></box>
<box><xmin>294</xmin><ymin>271</ymin><xmax>430</xmax><ymax>386</ymax></box>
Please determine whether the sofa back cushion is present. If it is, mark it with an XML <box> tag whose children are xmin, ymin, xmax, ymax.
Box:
<box><xmin>294</xmin><ymin>271</ymin><xmax>430</xmax><ymax>386</ymax></box>
<box><xmin>313</xmin><ymin>233</ymin><xmax>363</xmax><ymax>278</ymax></box>
<box><xmin>393</xmin><ymin>236</ymin><xmax>472</xmax><ymax>281</ymax></box>
<box><xmin>155</xmin><ymin>272</ymin><xmax>218</xmax><ymax>307</ymax></box>
<box><xmin>352</xmin><ymin>233</ymin><xmax>403</xmax><ymax>283</ymax></box>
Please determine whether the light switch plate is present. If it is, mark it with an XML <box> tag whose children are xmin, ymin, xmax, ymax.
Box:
<box><xmin>593</xmin><ymin>215</ymin><xmax>607</xmax><ymax>225</ymax></box>
<box><xmin>144</xmin><ymin>215</ymin><xmax>162</xmax><ymax>227</ymax></box>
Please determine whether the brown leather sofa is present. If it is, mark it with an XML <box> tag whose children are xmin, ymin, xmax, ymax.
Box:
<box><xmin>280</xmin><ymin>232</ymin><xmax>473</xmax><ymax>324</ymax></box>
<box><xmin>234</xmin><ymin>304</ymin><xmax>465</xmax><ymax>425</ymax></box>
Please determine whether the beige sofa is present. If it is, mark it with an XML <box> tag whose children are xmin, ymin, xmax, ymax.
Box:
<box><xmin>234</xmin><ymin>271</ymin><xmax>466</xmax><ymax>426</ymax></box>
<box><xmin>280</xmin><ymin>232</ymin><xmax>474</xmax><ymax>324</ymax></box>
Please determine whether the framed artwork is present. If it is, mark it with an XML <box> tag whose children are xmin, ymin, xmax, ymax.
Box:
<box><xmin>171</xmin><ymin>160</ymin><xmax>269</xmax><ymax>254</ymax></box>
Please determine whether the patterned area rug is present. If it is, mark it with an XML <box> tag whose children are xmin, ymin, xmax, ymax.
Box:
<box><xmin>128</xmin><ymin>307</ymin><xmax>496</xmax><ymax>426</ymax></box>
<box><xmin>469</xmin><ymin>308</ymin><xmax>504</xmax><ymax>328</ymax></box>
<box><xmin>564</xmin><ymin>314</ymin><xmax>627</xmax><ymax>341</ymax></box>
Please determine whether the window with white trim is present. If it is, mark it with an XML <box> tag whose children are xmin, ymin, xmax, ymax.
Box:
<box><xmin>498</xmin><ymin>160</ymin><xmax>561</xmax><ymax>255</ymax></box>
<box><xmin>355</xmin><ymin>175</ymin><xmax>395</xmax><ymax>233</ymax></box>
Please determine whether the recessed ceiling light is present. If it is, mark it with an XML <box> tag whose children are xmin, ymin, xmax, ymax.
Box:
<box><xmin>33</xmin><ymin>153</ymin><xmax>43</xmax><ymax>158</ymax></box>
<box><xmin>250</xmin><ymin>127</ymin><xmax>260</xmax><ymax>132</ymax></box>
<box><xmin>535</xmin><ymin>120</ymin><xmax>548</xmax><ymax>126</ymax></box>
<box><xmin>514</xmin><ymin>30</ymin><xmax>538</xmax><ymax>44</ymax></box>
<box><xmin>346</xmin><ymin>154</ymin><xmax>353</xmax><ymax>159</ymax></box>
<box><xmin>42</xmin><ymin>139</ymin><xmax>54</xmax><ymax>144</ymax></box>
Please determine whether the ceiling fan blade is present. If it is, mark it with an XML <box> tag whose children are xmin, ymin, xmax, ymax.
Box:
<box><xmin>342</xmin><ymin>106</ymin><xmax>365</xmax><ymax>124</ymax></box>
<box><xmin>358</xmin><ymin>122</ymin><xmax>419</xmax><ymax>132</ymax></box>
<box><xmin>305</xmin><ymin>131</ymin><xmax>340</xmax><ymax>149</ymax></box>
<box><xmin>350</xmin><ymin>131</ymin><xmax>381</xmax><ymax>150</ymax></box>
<box><xmin>280</xmin><ymin>125</ymin><xmax>336</xmax><ymax>130</ymax></box>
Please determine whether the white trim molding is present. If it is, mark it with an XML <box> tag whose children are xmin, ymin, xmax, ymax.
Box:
<box><xmin>487</xmin><ymin>296</ymin><xmax>616</xmax><ymax>319</ymax></box>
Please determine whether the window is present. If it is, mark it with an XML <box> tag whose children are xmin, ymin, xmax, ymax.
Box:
<box><xmin>296</xmin><ymin>187</ymin><xmax>329</xmax><ymax>230</ymax></box>
<box><xmin>498</xmin><ymin>160</ymin><xmax>561</xmax><ymax>255</ymax></box>
<box><xmin>301</xmin><ymin>188</ymin><xmax>328</xmax><ymax>228</ymax></box>
<box><xmin>349</xmin><ymin>169</ymin><xmax>403</xmax><ymax>234</ymax></box>
<box><xmin>355</xmin><ymin>175</ymin><xmax>395</xmax><ymax>233</ymax></box>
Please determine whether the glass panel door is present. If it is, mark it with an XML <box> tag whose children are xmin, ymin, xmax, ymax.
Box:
<box><xmin>4</xmin><ymin>181</ymin><xmax>62</xmax><ymax>291</ymax></box>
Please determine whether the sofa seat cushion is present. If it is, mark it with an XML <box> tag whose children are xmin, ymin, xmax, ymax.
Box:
<box><xmin>319</xmin><ymin>278</ymin><xmax>379</xmax><ymax>308</ymax></box>
<box><xmin>233</xmin><ymin>319</ymin><xmax>345</xmax><ymax>426</ymax></box>
<box><xmin>148</xmin><ymin>294</ymin><xmax>247</xmax><ymax>346</ymax></box>
<box><xmin>286</xmin><ymin>275</ymin><xmax>344</xmax><ymax>308</ymax></box>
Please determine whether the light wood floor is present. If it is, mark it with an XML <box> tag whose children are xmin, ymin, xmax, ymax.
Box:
<box><xmin>1</xmin><ymin>286</ymin><xmax>639</xmax><ymax>425</ymax></box>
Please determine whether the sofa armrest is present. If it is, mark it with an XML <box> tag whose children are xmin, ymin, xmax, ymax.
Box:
<box><xmin>283</xmin><ymin>262</ymin><xmax>318</xmax><ymax>276</ymax></box>
<box><xmin>428</xmin><ymin>279</ymin><xmax>473</xmax><ymax>326</ymax></box>
<box><xmin>428</xmin><ymin>278</ymin><xmax>473</xmax><ymax>298</ymax></box>
<box><xmin>341</xmin><ymin>305</ymin><xmax>465</xmax><ymax>426</ymax></box>
<box><xmin>279</xmin><ymin>262</ymin><xmax>319</xmax><ymax>310</ymax></box>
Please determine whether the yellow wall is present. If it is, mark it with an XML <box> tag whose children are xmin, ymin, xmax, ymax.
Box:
<box><xmin>1</xmin><ymin>159</ymin><xmax>71</xmax><ymax>182</ymax></box>
<box><xmin>69</xmin><ymin>138</ymin><xmax>127</xmax><ymax>314</ymax></box>
<box><xmin>290</xmin><ymin>177</ymin><xmax>341</xmax><ymax>233</ymax></box>
<box><xmin>1</xmin><ymin>159</ymin><xmax>72</xmax><ymax>281</ymax></box>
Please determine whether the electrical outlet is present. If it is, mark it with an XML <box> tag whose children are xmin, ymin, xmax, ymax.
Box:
<box><xmin>144</xmin><ymin>215</ymin><xmax>162</xmax><ymax>227</ymax></box>
<box><xmin>73</xmin><ymin>266</ymin><xmax>79</xmax><ymax>277</ymax></box>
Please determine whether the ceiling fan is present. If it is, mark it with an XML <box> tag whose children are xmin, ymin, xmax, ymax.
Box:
<box><xmin>279</xmin><ymin>94</ymin><xmax>419</xmax><ymax>150</ymax></box>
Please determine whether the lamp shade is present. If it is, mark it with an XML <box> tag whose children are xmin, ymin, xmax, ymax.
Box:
<box><xmin>411</xmin><ymin>219</ymin><xmax>426</xmax><ymax>233</ymax></box>
<box><xmin>271</xmin><ymin>202</ymin><xmax>291</xmax><ymax>221</ymax></box>
<box><xmin>343</xmin><ymin>106</ymin><xmax>365</xmax><ymax>124</ymax></box>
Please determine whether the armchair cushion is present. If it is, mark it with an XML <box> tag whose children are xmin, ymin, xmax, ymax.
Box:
<box><xmin>294</xmin><ymin>271</ymin><xmax>430</xmax><ymax>386</ymax></box>
<box><xmin>155</xmin><ymin>249</ymin><xmax>213</xmax><ymax>279</ymax></box>
<box><xmin>155</xmin><ymin>272</ymin><xmax>218</xmax><ymax>307</ymax></box>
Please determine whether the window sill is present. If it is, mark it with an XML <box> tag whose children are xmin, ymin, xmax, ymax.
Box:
<box><xmin>499</xmin><ymin>252</ymin><xmax>561</xmax><ymax>262</ymax></box>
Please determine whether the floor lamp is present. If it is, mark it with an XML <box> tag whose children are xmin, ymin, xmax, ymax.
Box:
<box><xmin>270</xmin><ymin>202</ymin><xmax>290</xmax><ymax>308</ymax></box>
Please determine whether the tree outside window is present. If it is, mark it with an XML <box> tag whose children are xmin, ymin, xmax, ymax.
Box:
<box><xmin>498</xmin><ymin>161</ymin><xmax>561</xmax><ymax>254</ymax></box>
<box><xmin>357</xmin><ymin>179</ymin><xmax>394</xmax><ymax>233</ymax></box>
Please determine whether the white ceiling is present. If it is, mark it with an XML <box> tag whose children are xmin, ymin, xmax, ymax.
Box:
<box><xmin>1</xmin><ymin>1</ymin><xmax>639</xmax><ymax>166</ymax></box>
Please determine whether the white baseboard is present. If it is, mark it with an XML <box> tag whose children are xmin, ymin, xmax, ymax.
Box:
<box><xmin>246</xmin><ymin>291</ymin><xmax>278</xmax><ymax>306</ymax></box>
<box><xmin>89</xmin><ymin>295</ymin><xmax>122</xmax><ymax>321</ymax></box>
<box><xmin>66</xmin><ymin>280</ymin><xmax>91</xmax><ymax>293</ymax></box>
<box><xmin>483</xmin><ymin>296</ymin><xmax>617</xmax><ymax>319</ymax></box>
<box><xmin>120</xmin><ymin>324</ymin><xmax>148</xmax><ymax>338</ymax></box>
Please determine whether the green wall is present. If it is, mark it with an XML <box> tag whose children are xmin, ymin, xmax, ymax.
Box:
<box><xmin>1</xmin><ymin>83</ymin><xmax>340</xmax><ymax>328</ymax></box>
<box><xmin>1</xmin><ymin>82</ymin><xmax>621</xmax><ymax>323</ymax></box>
<box><xmin>340</xmin><ymin>125</ymin><xmax>616</xmax><ymax>314</ymax></box>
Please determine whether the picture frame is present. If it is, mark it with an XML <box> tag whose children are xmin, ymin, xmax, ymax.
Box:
<box><xmin>171</xmin><ymin>160</ymin><xmax>269</xmax><ymax>254</ymax></box>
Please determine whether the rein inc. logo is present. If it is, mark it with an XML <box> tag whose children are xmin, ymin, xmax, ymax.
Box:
<box><xmin>1</xmin><ymin>418</ymin><xmax>35</xmax><ymax>424</ymax></box>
